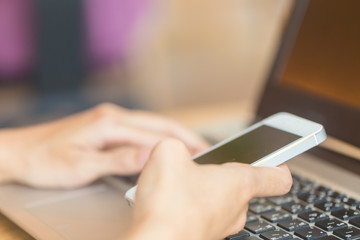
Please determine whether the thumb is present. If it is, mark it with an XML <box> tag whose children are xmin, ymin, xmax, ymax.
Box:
<box><xmin>220</xmin><ymin>163</ymin><xmax>292</xmax><ymax>199</ymax></box>
<box><xmin>137</xmin><ymin>138</ymin><xmax>192</xmax><ymax>189</ymax></box>
<box><xmin>148</xmin><ymin>138</ymin><xmax>193</xmax><ymax>166</ymax></box>
<box><xmin>251</xmin><ymin>164</ymin><xmax>293</xmax><ymax>197</ymax></box>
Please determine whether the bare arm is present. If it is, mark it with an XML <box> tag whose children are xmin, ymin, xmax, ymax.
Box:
<box><xmin>0</xmin><ymin>103</ymin><xmax>209</xmax><ymax>188</ymax></box>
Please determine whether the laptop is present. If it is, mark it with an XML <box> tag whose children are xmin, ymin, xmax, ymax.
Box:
<box><xmin>0</xmin><ymin>0</ymin><xmax>359</xmax><ymax>239</ymax></box>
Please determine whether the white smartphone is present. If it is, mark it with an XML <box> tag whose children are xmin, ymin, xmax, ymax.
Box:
<box><xmin>125</xmin><ymin>112</ymin><xmax>326</xmax><ymax>205</ymax></box>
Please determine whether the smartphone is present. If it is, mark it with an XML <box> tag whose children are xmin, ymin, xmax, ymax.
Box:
<box><xmin>125</xmin><ymin>112</ymin><xmax>326</xmax><ymax>205</ymax></box>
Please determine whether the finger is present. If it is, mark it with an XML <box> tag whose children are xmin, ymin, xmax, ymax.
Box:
<box><xmin>221</xmin><ymin>163</ymin><xmax>292</xmax><ymax>198</ymax></box>
<box><xmin>100</xmin><ymin>124</ymin><xmax>175</xmax><ymax>149</ymax></box>
<box><xmin>100</xmin><ymin>120</ymin><xmax>208</xmax><ymax>156</ymax></box>
<box><xmin>118</xmin><ymin>110</ymin><xmax>211</xmax><ymax>153</ymax></box>
<box><xmin>149</xmin><ymin>138</ymin><xmax>192</xmax><ymax>166</ymax></box>
<box><xmin>135</xmin><ymin>139</ymin><xmax>192</xmax><ymax>197</ymax></box>
<box><xmin>139</xmin><ymin>138</ymin><xmax>192</xmax><ymax>179</ymax></box>
<box><xmin>87</xmin><ymin>103</ymin><xmax>210</xmax><ymax>153</ymax></box>
<box><xmin>251</xmin><ymin>164</ymin><xmax>293</xmax><ymax>197</ymax></box>
<box><xmin>83</xmin><ymin>146</ymin><xmax>152</xmax><ymax>176</ymax></box>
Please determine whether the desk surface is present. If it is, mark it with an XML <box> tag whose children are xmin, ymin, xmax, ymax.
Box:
<box><xmin>0</xmin><ymin>101</ymin><xmax>252</xmax><ymax>239</ymax></box>
<box><xmin>0</xmin><ymin>213</ymin><xmax>34</xmax><ymax>240</ymax></box>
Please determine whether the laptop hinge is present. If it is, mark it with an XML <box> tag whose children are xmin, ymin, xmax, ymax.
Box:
<box><xmin>320</xmin><ymin>136</ymin><xmax>360</xmax><ymax>161</ymax></box>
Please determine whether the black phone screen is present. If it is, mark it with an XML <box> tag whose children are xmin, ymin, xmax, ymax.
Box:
<box><xmin>194</xmin><ymin>125</ymin><xmax>300</xmax><ymax>165</ymax></box>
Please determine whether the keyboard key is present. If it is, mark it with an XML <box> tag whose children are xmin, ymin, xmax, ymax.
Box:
<box><xmin>243</xmin><ymin>236</ymin><xmax>262</xmax><ymax>240</ymax></box>
<box><xmin>247</xmin><ymin>213</ymin><xmax>260</xmax><ymax>224</ymax></box>
<box><xmin>327</xmin><ymin>191</ymin><xmax>346</xmax><ymax>200</ymax></box>
<box><xmin>299</xmin><ymin>178</ymin><xmax>316</xmax><ymax>187</ymax></box>
<box><xmin>349</xmin><ymin>218</ymin><xmax>360</xmax><ymax>228</ymax></box>
<box><xmin>299</xmin><ymin>211</ymin><xmax>329</xmax><ymax>223</ymax></box>
<box><xmin>315</xmin><ymin>201</ymin><xmax>345</xmax><ymax>213</ymax></box>
<box><xmin>261</xmin><ymin>210</ymin><xmax>292</xmax><ymax>223</ymax></box>
<box><xmin>315</xmin><ymin>218</ymin><xmax>347</xmax><ymax>232</ymax></box>
<box><xmin>298</xmin><ymin>192</ymin><xmax>327</xmax><ymax>204</ymax></box>
<box><xmin>331</xmin><ymin>209</ymin><xmax>360</xmax><ymax>221</ymax></box>
<box><xmin>297</xmin><ymin>185</ymin><xmax>315</xmax><ymax>196</ymax></box>
<box><xmin>245</xmin><ymin>221</ymin><xmax>276</xmax><ymax>234</ymax></box>
<box><xmin>249</xmin><ymin>204</ymin><xmax>275</xmax><ymax>214</ymax></box>
<box><xmin>295</xmin><ymin>227</ymin><xmax>327</xmax><ymax>240</ymax></box>
<box><xmin>292</xmin><ymin>174</ymin><xmax>302</xmax><ymax>182</ymax></box>
<box><xmin>278</xmin><ymin>219</ymin><xmax>309</xmax><ymax>232</ymax></box>
<box><xmin>226</xmin><ymin>230</ymin><xmax>250</xmax><ymax>240</ymax></box>
<box><xmin>260</xmin><ymin>229</ymin><xmax>293</xmax><ymax>240</ymax></box>
<box><xmin>291</xmin><ymin>182</ymin><xmax>302</xmax><ymax>195</ymax></box>
<box><xmin>250</xmin><ymin>198</ymin><xmax>261</xmax><ymax>205</ymax></box>
<box><xmin>268</xmin><ymin>195</ymin><xmax>295</xmax><ymax>206</ymax></box>
<box><xmin>341</xmin><ymin>198</ymin><xmax>360</xmax><ymax>208</ymax></box>
<box><xmin>315</xmin><ymin>186</ymin><xmax>331</xmax><ymax>194</ymax></box>
<box><xmin>316</xmin><ymin>236</ymin><xmax>341</xmax><ymax>240</ymax></box>
<box><xmin>333</xmin><ymin>226</ymin><xmax>360</xmax><ymax>240</ymax></box>
<box><xmin>283</xmin><ymin>203</ymin><xmax>312</xmax><ymax>215</ymax></box>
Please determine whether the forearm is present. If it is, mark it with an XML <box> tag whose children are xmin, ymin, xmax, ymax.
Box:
<box><xmin>0</xmin><ymin>129</ymin><xmax>25</xmax><ymax>184</ymax></box>
<box><xmin>0</xmin><ymin>148</ymin><xmax>12</xmax><ymax>183</ymax></box>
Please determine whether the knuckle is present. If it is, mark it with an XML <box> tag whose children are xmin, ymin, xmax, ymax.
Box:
<box><xmin>246</xmin><ymin>167</ymin><xmax>260</xmax><ymax>198</ymax></box>
<box><xmin>164</xmin><ymin>119</ymin><xmax>185</xmax><ymax>132</ymax></box>
<box><xmin>91</xmin><ymin>103</ymin><xmax>121</xmax><ymax>123</ymax></box>
<box><xmin>95</xmin><ymin>103</ymin><xmax>117</xmax><ymax>115</ymax></box>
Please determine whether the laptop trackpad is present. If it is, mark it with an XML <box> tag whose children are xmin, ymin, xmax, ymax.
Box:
<box><xmin>26</xmin><ymin>183</ymin><xmax>132</xmax><ymax>240</ymax></box>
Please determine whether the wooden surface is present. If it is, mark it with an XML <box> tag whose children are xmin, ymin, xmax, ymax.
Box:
<box><xmin>0</xmin><ymin>213</ymin><xmax>34</xmax><ymax>240</ymax></box>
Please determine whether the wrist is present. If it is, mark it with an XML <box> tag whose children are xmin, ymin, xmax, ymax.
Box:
<box><xmin>124</xmin><ymin>212</ymin><xmax>204</xmax><ymax>240</ymax></box>
<box><xmin>125</xmin><ymin>217</ymin><xmax>178</xmax><ymax>240</ymax></box>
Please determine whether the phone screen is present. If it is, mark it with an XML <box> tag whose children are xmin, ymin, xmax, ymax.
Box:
<box><xmin>194</xmin><ymin>125</ymin><xmax>301</xmax><ymax>165</ymax></box>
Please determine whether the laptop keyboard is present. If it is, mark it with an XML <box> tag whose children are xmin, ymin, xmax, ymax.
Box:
<box><xmin>225</xmin><ymin>174</ymin><xmax>360</xmax><ymax>240</ymax></box>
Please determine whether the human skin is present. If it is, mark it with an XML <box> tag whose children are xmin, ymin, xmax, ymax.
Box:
<box><xmin>0</xmin><ymin>104</ymin><xmax>292</xmax><ymax>240</ymax></box>
<box><xmin>0</xmin><ymin>103</ymin><xmax>209</xmax><ymax>188</ymax></box>
<box><xmin>124</xmin><ymin>139</ymin><xmax>293</xmax><ymax>240</ymax></box>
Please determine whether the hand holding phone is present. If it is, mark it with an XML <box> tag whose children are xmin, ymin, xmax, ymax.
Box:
<box><xmin>125</xmin><ymin>112</ymin><xmax>326</xmax><ymax>205</ymax></box>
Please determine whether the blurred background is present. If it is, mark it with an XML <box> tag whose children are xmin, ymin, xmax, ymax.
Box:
<box><xmin>0</xmin><ymin>0</ymin><xmax>292</xmax><ymax>128</ymax></box>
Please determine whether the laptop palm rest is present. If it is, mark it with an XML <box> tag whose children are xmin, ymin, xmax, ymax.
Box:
<box><xmin>22</xmin><ymin>182</ymin><xmax>132</xmax><ymax>240</ymax></box>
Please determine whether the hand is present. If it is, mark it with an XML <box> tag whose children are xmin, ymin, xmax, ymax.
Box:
<box><xmin>0</xmin><ymin>103</ymin><xmax>209</xmax><ymax>188</ymax></box>
<box><xmin>125</xmin><ymin>139</ymin><xmax>292</xmax><ymax>240</ymax></box>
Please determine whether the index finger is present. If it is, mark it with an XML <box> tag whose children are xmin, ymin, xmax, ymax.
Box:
<box><xmin>109</xmin><ymin>106</ymin><xmax>210</xmax><ymax>153</ymax></box>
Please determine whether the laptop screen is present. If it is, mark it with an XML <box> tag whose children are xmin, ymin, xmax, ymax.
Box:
<box><xmin>281</xmin><ymin>0</ymin><xmax>360</xmax><ymax>111</ymax></box>
<box><xmin>257</xmin><ymin>0</ymin><xmax>360</xmax><ymax>151</ymax></box>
